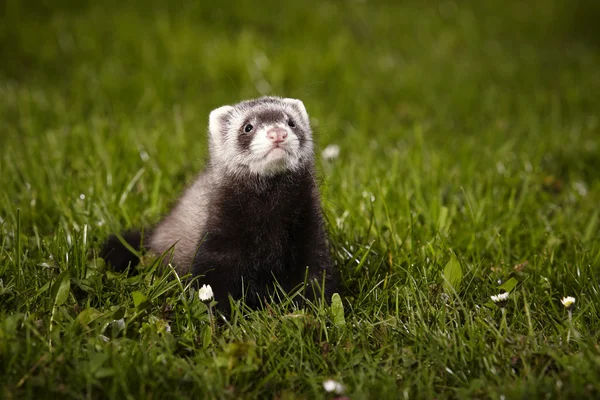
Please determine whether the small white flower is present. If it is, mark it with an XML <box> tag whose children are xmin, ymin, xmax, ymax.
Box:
<box><xmin>198</xmin><ymin>284</ymin><xmax>214</xmax><ymax>302</ymax></box>
<box><xmin>561</xmin><ymin>296</ymin><xmax>576</xmax><ymax>309</ymax></box>
<box><xmin>323</xmin><ymin>379</ymin><xmax>344</xmax><ymax>394</ymax></box>
<box><xmin>322</xmin><ymin>144</ymin><xmax>340</xmax><ymax>161</ymax></box>
<box><xmin>490</xmin><ymin>292</ymin><xmax>509</xmax><ymax>303</ymax></box>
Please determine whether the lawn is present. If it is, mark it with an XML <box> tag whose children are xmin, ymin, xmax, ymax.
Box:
<box><xmin>1</xmin><ymin>0</ymin><xmax>600</xmax><ymax>398</ymax></box>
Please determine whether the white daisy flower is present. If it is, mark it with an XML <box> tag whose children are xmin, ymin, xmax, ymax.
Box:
<box><xmin>561</xmin><ymin>296</ymin><xmax>576</xmax><ymax>310</ymax></box>
<box><xmin>490</xmin><ymin>292</ymin><xmax>509</xmax><ymax>307</ymax></box>
<box><xmin>323</xmin><ymin>379</ymin><xmax>344</xmax><ymax>394</ymax></box>
<box><xmin>490</xmin><ymin>292</ymin><xmax>509</xmax><ymax>303</ymax></box>
<box><xmin>322</xmin><ymin>144</ymin><xmax>340</xmax><ymax>161</ymax></box>
<box><xmin>198</xmin><ymin>284</ymin><xmax>214</xmax><ymax>302</ymax></box>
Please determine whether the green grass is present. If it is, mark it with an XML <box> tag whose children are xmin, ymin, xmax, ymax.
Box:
<box><xmin>1</xmin><ymin>0</ymin><xmax>600</xmax><ymax>398</ymax></box>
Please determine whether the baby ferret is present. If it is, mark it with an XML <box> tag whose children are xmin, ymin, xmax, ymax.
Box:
<box><xmin>101</xmin><ymin>96</ymin><xmax>339</xmax><ymax>312</ymax></box>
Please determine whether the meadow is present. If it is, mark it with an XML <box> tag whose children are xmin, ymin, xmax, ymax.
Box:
<box><xmin>1</xmin><ymin>0</ymin><xmax>600</xmax><ymax>398</ymax></box>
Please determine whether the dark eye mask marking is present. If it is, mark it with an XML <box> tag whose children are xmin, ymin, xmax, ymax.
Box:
<box><xmin>255</xmin><ymin>109</ymin><xmax>286</xmax><ymax>125</ymax></box>
<box><xmin>237</xmin><ymin>123</ymin><xmax>255</xmax><ymax>152</ymax></box>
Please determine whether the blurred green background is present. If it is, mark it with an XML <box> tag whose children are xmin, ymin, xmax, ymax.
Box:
<box><xmin>1</xmin><ymin>0</ymin><xmax>599</xmax><ymax>230</ymax></box>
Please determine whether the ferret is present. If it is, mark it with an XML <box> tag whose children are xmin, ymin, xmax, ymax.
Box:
<box><xmin>101</xmin><ymin>96</ymin><xmax>339</xmax><ymax>313</ymax></box>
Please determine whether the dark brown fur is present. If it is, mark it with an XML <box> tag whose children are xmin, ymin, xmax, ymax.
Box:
<box><xmin>191</xmin><ymin>165</ymin><xmax>338</xmax><ymax>312</ymax></box>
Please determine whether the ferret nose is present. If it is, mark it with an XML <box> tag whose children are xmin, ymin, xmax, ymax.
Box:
<box><xmin>267</xmin><ymin>127</ymin><xmax>288</xmax><ymax>143</ymax></box>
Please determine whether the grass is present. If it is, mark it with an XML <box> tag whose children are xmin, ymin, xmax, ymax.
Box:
<box><xmin>1</xmin><ymin>0</ymin><xmax>600</xmax><ymax>398</ymax></box>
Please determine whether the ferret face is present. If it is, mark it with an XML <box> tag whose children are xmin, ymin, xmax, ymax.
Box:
<box><xmin>208</xmin><ymin>97</ymin><xmax>314</xmax><ymax>177</ymax></box>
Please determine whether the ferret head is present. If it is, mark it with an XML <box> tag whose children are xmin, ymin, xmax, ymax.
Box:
<box><xmin>208</xmin><ymin>96</ymin><xmax>314</xmax><ymax>177</ymax></box>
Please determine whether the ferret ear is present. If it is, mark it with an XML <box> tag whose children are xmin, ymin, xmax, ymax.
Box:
<box><xmin>209</xmin><ymin>105</ymin><xmax>234</xmax><ymax>137</ymax></box>
<box><xmin>282</xmin><ymin>98</ymin><xmax>309</xmax><ymax>124</ymax></box>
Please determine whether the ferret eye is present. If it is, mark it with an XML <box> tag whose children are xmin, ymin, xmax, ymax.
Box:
<box><xmin>288</xmin><ymin>119</ymin><xmax>296</xmax><ymax>128</ymax></box>
<box><xmin>244</xmin><ymin>124</ymin><xmax>253</xmax><ymax>133</ymax></box>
